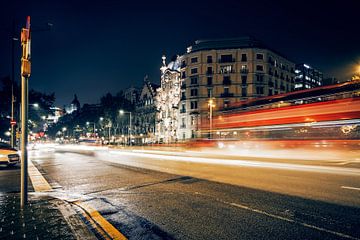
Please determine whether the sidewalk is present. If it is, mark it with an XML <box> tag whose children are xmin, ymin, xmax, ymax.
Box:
<box><xmin>0</xmin><ymin>193</ymin><xmax>96</xmax><ymax>240</ymax></box>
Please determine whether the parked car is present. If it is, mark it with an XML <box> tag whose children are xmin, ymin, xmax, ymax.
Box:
<box><xmin>0</xmin><ymin>142</ymin><xmax>20</xmax><ymax>167</ymax></box>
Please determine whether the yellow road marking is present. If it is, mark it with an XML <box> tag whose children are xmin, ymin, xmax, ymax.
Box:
<box><xmin>28</xmin><ymin>159</ymin><xmax>52</xmax><ymax>192</ymax></box>
<box><xmin>74</xmin><ymin>201</ymin><xmax>127</xmax><ymax>240</ymax></box>
<box><xmin>28</xmin><ymin>159</ymin><xmax>127</xmax><ymax>240</ymax></box>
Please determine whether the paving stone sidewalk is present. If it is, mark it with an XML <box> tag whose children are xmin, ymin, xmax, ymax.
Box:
<box><xmin>0</xmin><ymin>193</ymin><xmax>95</xmax><ymax>240</ymax></box>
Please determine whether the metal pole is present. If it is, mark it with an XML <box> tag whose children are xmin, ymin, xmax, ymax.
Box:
<box><xmin>11</xmin><ymin>20</ymin><xmax>16</xmax><ymax>148</ymax></box>
<box><xmin>20</xmin><ymin>75</ymin><xmax>28</xmax><ymax>208</ymax></box>
<box><xmin>129</xmin><ymin>112</ymin><xmax>132</xmax><ymax>146</ymax></box>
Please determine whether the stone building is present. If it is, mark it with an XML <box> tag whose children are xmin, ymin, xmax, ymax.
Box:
<box><xmin>155</xmin><ymin>56</ymin><xmax>181</xmax><ymax>143</ymax></box>
<box><xmin>134</xmin><ymin>76</ymin><xmax>159</xmax><ymax>144</ymax></box>
<box><xmin>178</xmin><ymin>37</ymin><xmax>296</xmax><ymax>140</ymax></box>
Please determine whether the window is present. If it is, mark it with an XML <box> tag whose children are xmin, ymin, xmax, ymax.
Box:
<box><xmin>207</xmin><ymin>77</ymin><xmax>213</xmax><ymax>85</ymax></box>
<box><xmin>256</xmin><ymin>53</ymin><xmax>264</xmax><ymax>60</ymax></box>
<box><xmin>181</xmin><ymin>102</ymin><xmax>186</xmax><ymax>112</ymax></box>
<box><xmin>181</xmin><ymin>61</ymin><xmax>186</xmax><ymax>68</ymax></box>
<box><xmin>220</xmin><ymin>54</ymin><xmax>233</xmax><ymax>63</ymax></box>
<box><xmin>241</xmin><ymin>75</ymin><xmax>247</xmax><ymax>84</ymax></box>
<box><xmin>207</xmin><ymin>55</ymin><xmax>213</xmax><ymax>63</ymax></box>
<box><xmin>256</xmin><ymin>74</ymin><xmax>264</xmax><ymax>82</ymax></box>
<box><xmin>190</xmin><ymin>88</ymin><xmax>198</xmax><ymax>96</ymax></box>
<box><xmin>191</xmin><ymin>57</ymin><xmax>198</xmax><ymax>63</ymax></box>
<box><xmin>191</xmin><ymin>101</ymin><xmax>198</xmax><ymax>109</ymax></box>
<box><xmin>182</xmin><ymin>132</ymin><xmax>186</xmax><ymax>140</ymax></box>
<box><xmin>242</xmin><ymin>87</ymin><xmax>247</xmax><ymax>97</ymax></box>
<box><xmin>224</xmin><ymin>87</ymin><xmax>229</xmax><ymax>94</ymax></box>
<box><xmin>207</xmin><ymin>67</ymin><xmax>213</xmax><ymax>74</ymax></box>
<box><xmin>241</xmin><ymin>54</ymin><xmax>247</xmax><ymax>62</ymax></box>
<box><xmin>224</xmin><ymin>100</ymin><xmax>230</xmax><ymax>108</ymax></box>
<box><xmin>191</xmin><ymin>68</ymin><xmax>198</xmax><ymax>74</ymax></box>
<box><xmin>256</xmin><ymin>65</ymin><xmax>264</xmax><ymax>71</ymax></box>
<box><xmin>181</xmin><ymin>118</ymin><xmax>186</xmax><ymax>128</ymax></box>
<box><xmin>269</xmin><ymin>89</ymin><xmax>273</xmax><ymax>96</ymax></box>
<box><xmin>190</xmin><ymin>77</ymin><xmax>198</xmax><ymax>85</ymax></box>
<box><xmin>220</xmin><ymin>65</ymin><xmax>233</xmax><ymax>74</ymax></box>
<box><xmin>207</xmin><ymin>88</ymin><xmax>213</xmax><ymax>97</ymax></box>
<box><xmin>181</xmin><ymin>72</ymin><xmax>186</xmax><ymax>79</ymax></box>
<box><xmin>181</xmin><ymin>91</ymin><xmax>186</xmax><ymax>100</ymax></box>
<box><xmin>191</xmin><ymin>116</ymin><xmax>196</xmax><ymax>125</ymax></box>
<box><xmin>256</xmin><ymin>87</ymin><xmax>264</xmax><ymax>94</ymax></box>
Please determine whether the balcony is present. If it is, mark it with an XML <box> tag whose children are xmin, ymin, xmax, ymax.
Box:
<box><xmin>220</xmin><ymin>93</ymin><xmax>234</xmax><ymax>98</ymax></box>
<box><xmin>218</xmin><ymin>58</ymin><xmax>235</xmax><ymax>63</ymax></box>
<box><xmin>223</xmin><ymin>79</ymin><xmax>231</xmax><ymax>85</ymax></box>
<box><xmin>240</xmin><ymin>68</ymin><xmax>249</xmax><ymax>74</ymax></box>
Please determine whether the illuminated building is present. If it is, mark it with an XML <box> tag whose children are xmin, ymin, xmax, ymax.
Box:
<box><xmin>155</xmin><ymin>55</ymin><xmax>181</xmax><ymax>143</ymax></box>
<box><xmin>294</xmin><ymin>63</ymin><xmax>323</xmax><ymax>90</ymax></box>
<box><xmin>65</xmin><ymin>94</ymin><xmax>80</xmax><ymax>114</ymax></box>
<box><xmin>178</xmin><ymin>37</ymin><xmax>296</xmax><ymax>139</ymax></box>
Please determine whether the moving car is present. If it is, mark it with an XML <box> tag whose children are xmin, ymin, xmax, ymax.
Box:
<box><xmin>0</xmin><ymin>142</ymin><xmax>20</xmax><ymax>167</ymax></box>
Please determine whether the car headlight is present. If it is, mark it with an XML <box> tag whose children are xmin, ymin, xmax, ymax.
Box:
<box><xmin>0</xmin><ymin>154</ymin><xmax>6</xmax><ymax>158</ymax></box>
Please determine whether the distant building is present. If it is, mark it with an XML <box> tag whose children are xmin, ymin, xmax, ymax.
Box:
<box><xmin>123</xmin><ymin>86</ymin><xmax>139</xmax><ymax>105</ymax></box>
<box><xmin>46</xmin><ymin>107</ymin><xmax>64</xmax><ymax>125</ymax></box>
<box><xmin>322</xmin><ymin>77</ymin><xmax>340</xmax><ymax>86</ymax></box>
<box><xmin>65</xmin><ymin>94</ymin><xmax>80</xmax><ymax>114</ymax></box>
<box><xmin>134</xmin><ymin>76</ymin><xmax>159</xmax><ymax>144</ymax></box>
<box><xmin>294</xmin><ymin>64</ymin><xmax>323</xmax><ymax>90</ymax></box>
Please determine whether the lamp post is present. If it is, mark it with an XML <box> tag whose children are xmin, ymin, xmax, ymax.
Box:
<box><xmin>208</xmin><ymin>98</ymin><xmax>215</xmax><ymax>139</ymax></box>
<box><xmin>20</xmin><ymin>16</ymin><xmax>31</xmax><ymax>208</ymax></box>
<box><xmin>119</xmin><ymin>110</ymin><xmax>132</xmax><ymax>146</ymax></box>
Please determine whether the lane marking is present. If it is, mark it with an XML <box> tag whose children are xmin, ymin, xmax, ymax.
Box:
<box><xmin>194</xmin><ymin>192</ymin><xmax>360</xmax><ymax>240</ymax></box>
<box><xmin>74</xmin><ymin>201</ymin><xmax>127</xmax><ymax>240</ymax></box>
<box><xmin>28</xmin><ymin>159</ymin><xmax>127</xmax><ymax>240</ymax></box>
<box><xmin>28</xmin><ymin>159</ymin><xmax>52</xmax><ymax>192</ymax></box>
<box><xmin>341</xmin><ymin>186</ymin><xmax>360</xmax><ymax>191</ymax></box>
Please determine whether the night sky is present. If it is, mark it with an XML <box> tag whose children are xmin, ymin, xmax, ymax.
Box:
<box><xmin>1</xmin><ymin>0</ymin><xmax>359</xmax><ymax>106</ymax></box>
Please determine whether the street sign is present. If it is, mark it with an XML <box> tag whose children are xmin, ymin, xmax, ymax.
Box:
<box><xmin>10</xmin><ymin>120</ymin><xmax>16</xmax><ymax>126</ymax></box>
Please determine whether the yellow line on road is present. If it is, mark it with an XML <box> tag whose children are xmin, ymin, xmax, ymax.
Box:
<box><xmin>74</xmin><ymin>201</ymin><xmax>127</xmax><ymax>240</ymax></box>
<box><xmin>28</xmin><ymin>159</ymin><xmax>127</xmax><ymax>240</ymax></box>
<box><xmin>28</xmin><ymin>159</ymin><xmax>52</xmax><ymax>192</ymax></box>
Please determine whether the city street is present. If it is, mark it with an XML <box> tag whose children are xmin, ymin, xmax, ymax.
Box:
<box><xmin>2</xmin><ymin>143</ymin><xmax>358</xmax><ymax>239</ymax></box>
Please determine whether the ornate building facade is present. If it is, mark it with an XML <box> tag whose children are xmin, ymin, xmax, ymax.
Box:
<box><xmin>134</xmin><ymin>76</ymin><xmax>159</xmax><ymax>144</ymax></box>
<box><xmin>155</xmin><ymin>56</ymin><xmax>181</xmax><ymax>143</ymax></box>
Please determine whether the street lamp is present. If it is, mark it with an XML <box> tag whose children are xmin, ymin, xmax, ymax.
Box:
<box><xmin>119</xmin><ymin>110</ymin><xmax>132</xmax><ymax>146</ymax></box>
<box><xmin>208</xmin><ymin>98</ymin><xmax>215</xmax><ymax>139</ymax></box>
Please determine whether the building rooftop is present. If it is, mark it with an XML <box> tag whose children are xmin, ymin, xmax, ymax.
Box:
<box><xmin>187</xmin><ymin>37</ymin><xmax>290</xmax><ymax>60</ymax></box>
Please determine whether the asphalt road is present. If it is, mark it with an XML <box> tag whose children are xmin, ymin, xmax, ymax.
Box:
<box><xmin>1</xmin><ymin>144</ymin><xmax>360</xmax><ymax>239</ymax></box>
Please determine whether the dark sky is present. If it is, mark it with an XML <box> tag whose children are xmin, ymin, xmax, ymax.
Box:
<box><xmin>1</xmin><ymin>0</ymin><xmax>359</xmax><ymax>106</ymax></box>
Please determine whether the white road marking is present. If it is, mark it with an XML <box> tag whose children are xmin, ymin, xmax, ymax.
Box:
<box><xmin>194</xmin><ymin>192</ymin><xmax>360</xmax><ymax>240</ymax></box>
<box><xmin>341</xmin><ymin>186</ymin><xmax>360</xmax><ymax>191</ymax></box>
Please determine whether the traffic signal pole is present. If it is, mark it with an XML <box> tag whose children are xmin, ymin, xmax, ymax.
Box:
<box><xmin>20</xmin><ymin>16</ymin><xmax>31</xmax><ymax>208</ymax></box>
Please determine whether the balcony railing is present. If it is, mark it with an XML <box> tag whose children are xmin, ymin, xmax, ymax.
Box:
<box><xmin>223</xmin><ymin>79</ymin><xmax>231</xmax><ymax>85</ymax></box>
<box><xmin>220</xmin><ymin>93</ymin><xmax>234</xmax><ymax>98</ymax></box>
<box><xmin>218</xmin><ymin>58</ymin><xmax>235</xmax><ymax>63</ymax></box>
